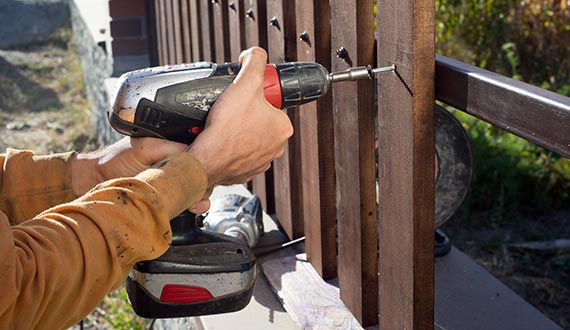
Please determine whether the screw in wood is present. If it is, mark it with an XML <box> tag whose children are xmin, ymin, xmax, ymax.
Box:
<box><xmin>269</xmin><ymin>16</ymin><xmax>280</xmax><ymax>30</ymax></box>
<box><xmin>335</xmin><ymin>47</ymin><xmax>353</xmax><ymax>66</ymax></box>
<box><xmin>336</xmin><ymin>47</ymin><xmax>348</xmax><ymax>59</ymax></box>
<box><xmin>299</xmin><ymin>31</ymin><xmax>310</xmax><ymax>43</ymax></box>
<box><xmin>211</xmin><ymin>0</ymin><xmax>218</xmax><ymax>4</ymax></box>
<box><xmin>229</xmin><ymin>2</ymin><xmax>236</xmax><ymax>11</ymax></box>
<box><xmin>245</xmin><ymin>9</ymin><xmax>255</xmax><ymax>19</ymax></box>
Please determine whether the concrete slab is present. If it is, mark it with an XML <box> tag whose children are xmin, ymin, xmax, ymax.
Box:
<box><xmin>195</xmin><ymin>185</ymin><xmax>300</xmax><ymax>330</ymax></box>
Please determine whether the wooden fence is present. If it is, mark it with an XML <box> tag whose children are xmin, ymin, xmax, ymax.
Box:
<box><xmin>145</xmin><ymin>0</ymin><xmax>570</xmax><ymax>328</ymax></box>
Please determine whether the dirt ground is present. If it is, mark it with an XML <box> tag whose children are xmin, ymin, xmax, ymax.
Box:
<box><xmin>1</xmin><ymin>29</ymin><xmax>568</xmax><ymax>330</ymax></box>
<box><xmin>0</xmin><ymin>29</ymin><xmax>95</xmax><ymax>155</ymax></box>
<box><xmin>441</xmin><ymin>207</ymin><xmax>570</xmax><ymax>328</ymax></box>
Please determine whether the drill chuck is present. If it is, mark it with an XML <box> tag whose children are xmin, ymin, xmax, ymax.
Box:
<box><xmin>267</xmin><ymin>62</ymin><xmax>330</xmax><ymax>109</ymax></box>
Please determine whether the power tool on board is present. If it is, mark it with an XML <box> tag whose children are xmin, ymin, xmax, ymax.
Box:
<box><xmin>109</xmin><ymin>60</ymin><xmax>472</xmax><ymax>318</ymax></box>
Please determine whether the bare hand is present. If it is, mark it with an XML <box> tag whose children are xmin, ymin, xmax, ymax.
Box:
<box><xmin>187</xmin><ymin>47</ymin><xmax>293</xmax><ymax>186</ymax></box>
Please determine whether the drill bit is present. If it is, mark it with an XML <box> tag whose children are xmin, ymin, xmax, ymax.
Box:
<box><xmin>328</xmin><ymin>64</ymin><xmax>395</xmax><ymax>83</ymax></box>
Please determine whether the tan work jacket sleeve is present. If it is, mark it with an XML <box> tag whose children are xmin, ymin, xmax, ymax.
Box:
<box><xmin>0</xmin><ymin>149</ymin><xmax>207</xmax><ymax>330</ymax></box>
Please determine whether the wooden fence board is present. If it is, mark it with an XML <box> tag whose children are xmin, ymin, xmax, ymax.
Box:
<box><xmin>243</xmin><ymin>0</ymin><xmax>267</xmax><ymax>49</ymax></box>
<box><xmin>246</xmin><ymin>0</ymin><xmax>271</xmax><ymax>213</ymax></box>
<box><xmin>146</xmin><ymin>0</ymin><xmax>159</xmax><ymax>65</ymax></box>
<box><xmin>179</xmin><ymin>0</ymin><xmax>192</xmax><ymax>62</ymax></box>
<box><xmin>377</xmin><ymin>0</ymin><xmax>436</xmax><ymax>329</ymax></box>
<box><xmin>266</xmin><ymin>0</ymin><xmax>303</xmax><ymax>239</ymax></box>
<box><xmin>330</xmin><ymin>0</ymin><xmax>377</xmax><ymax>326</ymax></box>
<box><xmin>199</xmin><ymin>0</ymin><xmax>213</xmax><ymax>61</ymax></box>
<box><xmin>164</xmin><ymin>0</ymin><xmax>177</xmax><ymax>63</ymax></box>
<box><xmin>228</xmin><ymin>0</ymin><xmax>245</xmax><ymax>61</ymax></box>
<box><xmin>157</xmin><ymin>0</ymin><xmax>169</xmax><ymax>64</ymax></box>
<box><xmin>295</xmin><ymin>0</ymin><xmax>337</xmax><ymax>280</ymax></box>
<box><xmin>171</xmin><ymin>0</ymin><xmax>184</xmax><ymax>63</ymax></box>
<box><xmin>212</xmin><ymin>0</ymin><xmax>230</xmax><ymax>62</ymax></box>
<box><xmin>188</xmin><ymin>0</ymin><xmax>202</xmax><ymax>61</ymax></box>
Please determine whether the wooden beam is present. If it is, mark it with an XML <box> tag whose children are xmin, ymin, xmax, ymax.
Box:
<box><xmin>330</xmin><ymin>0</ymin><xmax>377</xmax><ymax>326</ymax></box>
<box><xmin>145</xmin><ymin>0</ymin><xmax>159</xmax><ymax>66</ymax></box>
<box><xmin>245</xmin><ymin>0</ymin><xmax>271</xmax><ymax>213</ymax></box>
<box><xmin>188</xmin><ymin>0</ymin><xmax>202</xmax><ymax>61</ymax></box>
<box><xmin>436</xmin><ymin>55</ymin><xmax>570</xmax><ymax>159</ymax></box>
<box><xmin>295</xmin><ymin>0</ymin><xmax>336</xmax><ymax>280</ymax></box>
<box><xmin>171</xmin><ymin>0</ymin><xmax>184</xmax><ymax>63</ymax></box>
<box><xmin>377</xmin><ymin>0</ymin><xmax>436</xmax><ymax>329</ymax></box>
<box><xmin>212</xmin><ymin>0</ymin><xmax>230</xmax><ymax>62</ymax></box>
<box><xmin>227</xmin><ymin>0</ymin><xmax>245</xmax><ymax>61</ymax></box>
<box><xmin>198</xmin><ymin>0</ymin><xmax>214</xmax><ymax>61</ymax></box>
<box><xmin>179</xmin><ymin>0</ymin><xmax>192</xmax><ymax>62</ymax></box>
<box><xmin>157</xmin><ymin>0</ymin><xmax>168</xmax><ymax>64</ymax></box>
<box><xmin>164</xmin><ymin>0</ymin><xmax>176</xmax><ymax>63</ymax></box>
<box><xmin>243</xmin><ymin>0</ymin><xmax>267</xmax><ymax>49</ymax></box>
<box><xmin>266</xmin><ymin>0</ymin><xmax>303</xmax><ymax>239</ymax></box>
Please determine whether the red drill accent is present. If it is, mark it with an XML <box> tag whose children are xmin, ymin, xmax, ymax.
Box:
<box><xmin>263</xmin><ymin>64</ymin><xmax>282</xmax><ymax>108</ymax></box>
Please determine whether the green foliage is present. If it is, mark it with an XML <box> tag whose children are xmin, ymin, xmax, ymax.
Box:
<box><xmin>436</xmin><ymin>0</ymin><xmax>570</xmax><ymax>92</ymax></box>
<box><xmin>95</xmin><ymin>288</ymin><xmax>150</xmax><ymax>329</ymax></box>
<box><xmin>449</xmin><ymin>108</ymin><xmax>570</xmax><ymax>222</ymax></box>
<box><xmin>435</xmin><ymin>0</ymin><xmax>570</xmax><ymax>220</ymax></box>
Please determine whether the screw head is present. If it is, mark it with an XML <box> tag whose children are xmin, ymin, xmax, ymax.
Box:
<box><xmin>299</xmin><ymin>31</ymin><xmax>310</xmax><ymax>42</ymax></box>
<box><xmin>229</xmin><ymin>2</ymin><xmax>236</xmax><ymax>10</ymax></box>
<box><xmin>269</xmin><ymin>16</ymin><xmax>279</xmax><ymax>26</ymax></box>
<box><xmin>336</xmin><ymin>47</ymin><xmax>348</xmax><ymax>59</ymax></box>
<box><xmin>246</xmin><ymin>9</ymin><xmax>254</xmax><ymax>19</ymax></box>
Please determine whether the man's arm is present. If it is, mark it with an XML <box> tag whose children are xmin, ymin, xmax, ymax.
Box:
<box><xmin>0</xmin><ymin>46</ymin><xmax>293</xmax><ymax>330</ymax></box>
<box><xmin>0</xmin><ymin>152</ymin><xmax>208</xmax><ymax>329</ymax></box>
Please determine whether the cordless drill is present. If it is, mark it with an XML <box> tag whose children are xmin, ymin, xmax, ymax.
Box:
<box><xmin>109</xmin><ymin>61</ymin><xmax>395</xmax><ymax>318</ymax></box>
<box><xmin>109</xmin><ymin>61</ymin><xmax>394</xmax><ymax>144</ymax></box>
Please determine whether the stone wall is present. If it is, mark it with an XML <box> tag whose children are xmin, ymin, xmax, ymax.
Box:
<box><xmin>0</xmin><ymin>0</ymin><xmax>70</xmax><ymax>49</ymax></box>
<box><xmin>69</xmin><ymin>0</ymin><xmax>121</xmax><ymax>145</ymax></box>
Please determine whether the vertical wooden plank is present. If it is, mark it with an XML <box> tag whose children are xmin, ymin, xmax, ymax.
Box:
<box><xmin>246</xmin><ymin>0</ymin><xmax>271</xmax><ymax>213</ymax></box>
<box><xmin>212</xmin><ymin>0</ymin><xmax>230</xmax><ymax>62</ymax></box>
<box><xmin>243</xmin><ymin>0</ymin><xmax>267</xmax><ymax>49</ymax></box>
<box><xmin>199</xmin><ymin>0</ymin><xmax>214</xmax><ymax>61</ymax></box>
<box><xmin>146</xmin><ymin>0</ymin><xmax>159</xmax><ymax>66</ymax></box>
<box><xmin>157</xmin><ymin>0</ymin><xmax>169</xmax><ymax>64</ymax></box>
<box><xmin>171</xmin><ymin>0</ymin><xmax>184</xmax><ymax>63</ymax></box>
<box><xmin>188</xmin><ymin>0</ymin><xmax>202</xmax><ymax>61</ymax></box>
<box><xmin>295</xmin><ymin>0</ymin><xmax>336</xmax><ymax>279</ymax></box>
<box><xmin>266</xmin><ymin>0</ymin><xmax>303</xmax><ymax>239</ymax></box>
<box><xmin>164</xmin><ymin>0</ymin><xmax>177</xmax><ymax>63</ymax></box>
<box><xmin>179</xmin><ymin>0</ymin><xmax>192</xmax><ymax>62</ymax></box>
<box><xmin>227</xmin><ymin>0</ymin><xmax>245</xmax><ymax>61</ymax></box>
<box><xmin>377</xmin><ymin>0</ymin><xmax>436</xmax><ymax>329</ymax></box>
<box><xmin>330</xmin><ymin>0</ymin><xmax>377</xmax><ymax>326</ymax></box>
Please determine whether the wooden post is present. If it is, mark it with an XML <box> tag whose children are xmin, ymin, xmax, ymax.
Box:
<box><xmin>157</xmin><ymin>0</ymin><xmax>169</xmax><ymax>64</ymax></box>
<box><xmin>244</xmin><ymin>0</ymin><xmax>271</xmax><ymax>212</ymax></box>
<box><xmin>170</xmin><ymin>0</ymin><xmax>184</xmax><ymax>63</ymax></box>
<box><xmin>188</xmin><ymin>0</ymin><xmax>202</xmax><ymax>61</ymax></box>
<box><xmin>212</xmin><ymin>0</ymin><xmax>230</xmax><ymax>62</ymax></box>
<box><xmin>227</xmin><ymin>0</ymin><xmax>245</xmax><ymax>61</ymax></box>
<box><xmin>377</xmin><ymin>0</ymin><xmax>436</xmax><ymax>329</ymax></box>
<box><xmin>330</xmin><ymin>0</ymin><xmax>377</xmax><ymax>326</ymax></box>
<box><xmin>198</xmin><ymin>0</ymin><xmax>214</xmax><ymax>61</ymax></box>
<box><xmin>146</xmin><ymin>0</ymin><xmax>159</xmax><ymax>66</ymax></box>
<box><xmin>294</xmin><ymin>0</ymin><xmax>337</xmax><ymax>279</ymax></box>
<box><xmin>179</xmin><ymin>0</ymin><xmax>192</xmax><ymax>62</ymax></box>
<box><xmin>243</xmin><ymin>0</ymin><xmax>267</xmax><ymax>49</ymax></box>
<box><xmin>266</xmin><ymin>0</ymin><xmax>304</xmax><ymax>239</ymax></box>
